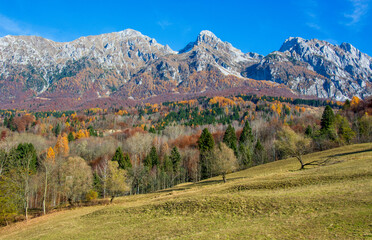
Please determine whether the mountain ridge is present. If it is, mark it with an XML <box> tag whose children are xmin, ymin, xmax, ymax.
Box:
<box><xmin>0</xmin><ymin>29</ymin><xmax>371</xmax><ymax>109</ymax></box>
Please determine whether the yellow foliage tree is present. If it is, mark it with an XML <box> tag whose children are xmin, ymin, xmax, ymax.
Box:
<box><xmin>75</xmin><ymin>129</ymin><xmax>88</xmax><ymax>139</ymax></box>
<box><xmin>350</xmin><ymin>96</ymin><xmax>360</xmax><ymax>107</ymax></box>
<box><xmin>46</xmin><ymin>147</ymin><xmax>55</xmax><ymax>163</ymax></box>
<box><xmin>54</xmin><ymin>135</ymin><xmax>69</xmax><ymax>157</ymax></box>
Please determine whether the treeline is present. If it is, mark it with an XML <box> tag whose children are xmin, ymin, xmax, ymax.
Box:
<box><xmin>0</xmin><ymin>96</ymin><xmax>371</xmax><ymax>226</ymax></box>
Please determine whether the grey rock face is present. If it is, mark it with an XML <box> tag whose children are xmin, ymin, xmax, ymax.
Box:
<box><xmin>277</xmin><ymin>37</ymin><xmax>372</xmax><ymax>100</ymax></box>
<box><xmin>0</xmin><ymin>30</ymin><xmax>371</xmax><ymax>101</ymax></box>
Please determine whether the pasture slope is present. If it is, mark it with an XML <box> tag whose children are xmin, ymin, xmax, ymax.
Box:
<box><xmin>1</xmin><ymin>143</ymin><xmax>371</xmax><ymax>239</ymax></box>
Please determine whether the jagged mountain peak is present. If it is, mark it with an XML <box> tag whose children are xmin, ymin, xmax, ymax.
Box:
<box><xmin>339</xmin><ymin>42</ymin><xmax>361</xmax><ymax>56</ymax></box>
<box><xmin>280</xmin><ymin>37</ymin><xmax>331</xmax><ymax>53</ymax></box>
<box><xmin>248</xmin><ymin>36</ymin><xmax>372</xmax><ymax>100</ymax></box>
<box><xmin>117</xmin><ymin>28</ymin><xmax>144</xmax><ymax>37</ymax></box>
<box><xmin>0</xmin><ymin>30</ymin><xmax>371</xmax><ymax>104</ymax></box>
<box><xmin>179</xmin><ymin>30</ymin><xmax>222</xmax><ymax>53</ymax></box>
<box><xmin>197</xmin><ymin>30</ymin><xmax>220</xmax><ymax>43</ymax></box>
<box><xmin>179</xmin><ymin>30</ymin><xmax>252</xmax><ymax>62</ymax></box>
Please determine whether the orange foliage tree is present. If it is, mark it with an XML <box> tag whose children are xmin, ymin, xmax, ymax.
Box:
<box><xmin>54</xmin><ymin>134</ymin><xmax>69</xmax><ymax>157</ymax></box>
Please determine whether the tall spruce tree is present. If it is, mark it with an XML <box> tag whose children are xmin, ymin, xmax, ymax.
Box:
<box><xmin>149</xmin><ymin>146</ymin><xmax>159</xmax><ymax>167</ymax></box>
<box><xmin>254</xmin><ymin>139</ymin><xmax>265</xmax><ymax>165</ymax></box>
<box><xmin>144</xmin><ymin>154</ymin><xmax>152</xmax><ymax>168</ymax></box>
<box><xmin>67</xmin><ymin>132</ymin><xmax>75</xmax><ymax>142</ymax></box>
<box><xmin>320</xmin><ymin>105</ymin><xmax>337</xmax><ymax>140</ymax></box>
<box><xmin>223</xmin><ymin>124</ymin><xmax>238</xmax><ymax>156</ymax></box>
<box><xmin>321</xmin><ymin>106</ymin><xmax>335</xmax><ymax>132</ymax></box>
<box><xmin>170</xmin><ymin>147</ymin><xmax>181</xmax><ymax>173</ymax></box>
<box><xmin>112</xmin><ymin>147</ymin><xmax>125</xmax><ymax>169</ymax></box>
<box><xmin>53</xmin><ymin>124</ymin><xmax>61</xmax><ymax>137</ymax></box>
<box><xmin>122</xmin><ymin>153</ymin><xmax>132</xmax><ymax>169</ymax></box>
<box><xmin>239</xmin><ymin>121</ymin><xmax>254</xmax><ymax>144</ymax></box>
<box><xmin>162</xmin><ymin>154</ymin><xmax>173</xmax><ymax>173</ymax></box>
<box><xmin>197</xmin><ymin>128</ymin><xmax>215</xmax><ymax>179</ymax></box>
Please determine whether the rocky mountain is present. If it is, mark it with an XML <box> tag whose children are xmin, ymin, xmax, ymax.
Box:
<box><xmin>244</xmin><ymin>37</ymin><xmax>372</xmax><ymax>100</ymax></box>
<box><xmin>0</xmin><ymin>29</ymin><xmax>176</xmax><ymax>99</ymax></box>
<box><xmin>0</xmin><ymin>29</ymin><xmax>371</xmax><ymax>108</ymax></box>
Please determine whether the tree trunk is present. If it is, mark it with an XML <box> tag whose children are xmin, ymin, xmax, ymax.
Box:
<box><xmin>25</xmin><ymin>196</ymin><xmax>28</xmax><ymax>221</ymax></box>
<box><xmin>43</xmin><ymin>169</ymin><xmax>48</xmax><ymax>215</ymax></box>
<box><xmin>68</xmin><ymin>198</ymin><xmax>74</xmax><ymax>207</ymax></box>
<box><xmin>222</xmin><ymin>173</ymin><xmax>226</xmax><ymax>183</ymax></box>
<box><xmin>110</xmin><ymin>195</ymin><xmax>115</xmax><ymax>203</ymax></box>
<box><xmin>25</xmin><ymin>175</ymin><xmax>29</xmax><ymax>221</ymax></box>
<box><xmin>297</xmin><ymin>156</ymin><xmax>305</xmax><ymax>169</ymax></box>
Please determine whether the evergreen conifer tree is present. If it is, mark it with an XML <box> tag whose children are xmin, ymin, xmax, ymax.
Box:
<box><xmin>223</xmin><ymin>124</ymin><xmax>238</xmax><ymax>156</ymax></box>
<box><xmin>162</xmin><ymin>154</ymin><xmax>173</xmax><ymax>173</ymax></box>
<box><xmin>170</xmin><ymin>147</ymin><xmax>181</xmax><ymax>173</ymax></box>
<box><xmin>122</xmin><ymin>153</ymin><xmax>132</xmax><ymax>169</ymax></box>
<box><xmin>254</xmin><ymin>139</ymin><xmax>265</xmax><ymax>165</ymax></box>
<box><xmin>112</xmin><ymin>147</ymin><xmax>126</xmax><ymax>169</ymax></box>
<box><xmin>197</xmin><ymin>128</ymin><xmax>215</xmax><ymax>179</ymax></box>
<box><xmin>305</xmin><ymin>125</ymin><xmax>313</xmax><ymax>136</ymax></box>
<box><xmin>149</xmin><ymin>146</ymin><xmax>159</xmax><ymax>167</ymax></box>
<box><xmin>67</xmin><ymin>132</ymin><xmax>75</xmax><ymax>142</ymax></box>
<box><xmin>239</xmin><ymin>121</ymin><xmax>254</xmax><ymax>143</ymax></box>
<box><xmin>53</xmin><ymin>124</ymin><xmax>61</xmax><ymax>137</ymax></box>
<box><xmin>321</xmin><ymin>106</ymin><xmax>335</xmax><ymax>132</ymax></box>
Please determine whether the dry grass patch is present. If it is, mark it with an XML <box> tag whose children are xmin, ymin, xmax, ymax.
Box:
<box><xmin>1</xmin><ymin>143</ymin><xmax>371</xmax><ymax>239</ymax></box>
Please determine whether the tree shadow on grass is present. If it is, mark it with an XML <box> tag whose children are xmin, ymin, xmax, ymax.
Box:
<box><xmin>289</xmin><ymin>148</ymin><xmax>372</xmax><ymax>172</ymax></box>
<box><xmin>327</xmin><ymin>148</ymin><xmax>372</xmax><ymax>158</ymax></box>
<box><xmin>157</xmin><ymin>187</ymin><xmax>191</xmax><ymax>193</ymax></box>
<box><xmin>158</xmin><ymin>177</ymin><xmax>247</xmax><ymax>192</ymax></box>
<box><xmin>192</xmin><ymin>177</ymin><xmax>246</xmax><ymax>186</ymax></box>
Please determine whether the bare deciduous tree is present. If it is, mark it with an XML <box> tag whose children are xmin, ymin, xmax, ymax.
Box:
<box><xmin>209</xmin><ymin>143</ymin><xmax>238</xmax><ymax>183</ymax></box>
<box><xmin>60</xmin><ymin>157</ymin><xmax>92</xmax><ymax>205</ymax></box>
<box><xmin>107</xmin><ymin>161</ymin><xmax>129</xmax><ymax>203</ymax></box>
<box><xmin>275</xmin><ymin>126</ymin><xmax>312</xmax><ymax>169</ymax></box>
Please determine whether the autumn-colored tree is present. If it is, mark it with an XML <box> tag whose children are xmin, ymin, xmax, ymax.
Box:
<box><xmin>54</xmin><ymin>135</ymin><xmax>69</xmax><ymax>157</ymax></box>
<box><xmin>350</xmin><ymin>96</ymin><xmax>360</xmax><ymax>108</ymax></box>
<box><xmin>75</xmin><ymin>129</ymin><xmax>89</xmax><ymax>139</ymax></box>
<box><xmin>46</xmin><ymin>147</ymin><xmax>55</xmax><ymax>162</ymax></box>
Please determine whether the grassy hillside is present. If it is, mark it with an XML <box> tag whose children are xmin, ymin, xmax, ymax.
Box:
<box><xmin>1</xmin><ymin>143</ymin><xmax>371</xmax><ymax>239</ymax></box>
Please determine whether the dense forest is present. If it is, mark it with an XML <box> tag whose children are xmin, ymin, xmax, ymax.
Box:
<box><xmin>0</xmin><ymin>94</ymin><xmax>371</xmax><ymax>225</ymax></box>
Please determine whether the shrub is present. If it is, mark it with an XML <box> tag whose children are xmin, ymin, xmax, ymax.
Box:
<box><xmin>86</xmin><ymin>190</ymin><xmax>98</xmax><ymax>202</ymax></box>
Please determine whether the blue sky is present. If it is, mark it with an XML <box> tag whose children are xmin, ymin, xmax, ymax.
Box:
<box><xmin>0</xmin><ymin>0</ymin><xmax>371</xmax><ymax>55</ymax></box>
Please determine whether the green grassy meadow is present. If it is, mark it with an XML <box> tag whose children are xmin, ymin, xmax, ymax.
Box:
<box><xmin>1</xmin><ymin>143</ymin><xmax>371</xmax><ymax>239</ymax></box>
